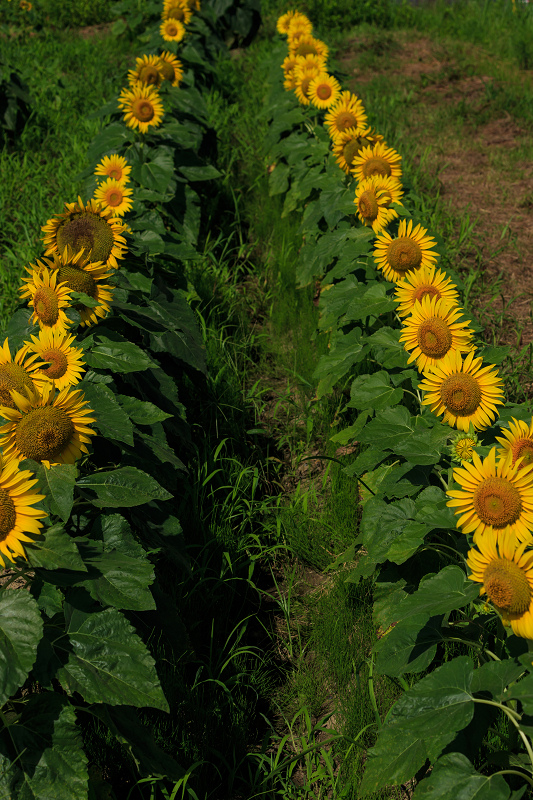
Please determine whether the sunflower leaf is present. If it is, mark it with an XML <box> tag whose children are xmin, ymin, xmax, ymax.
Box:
<box><xmin>116</xmin><ymin>394</ymin><xmax>173</xmax><ymax>425</ymax></box>
<box><xmin>19</xmin><ymin>460</ymin><xmax>77</xmax><ymax>523</ymax></box>
<box><xmin>84</xmin><ymin>336</ymin><xmax>155</xmax><ymax>373</ymax></box>
<box><xmin>0</xmin><ymin>589</ymin><xmax>43</xmax><ymax>706</ymax></box>
<box><xmin>411</xmin><ymin>753</ymin><xmax>511</xmax><ymax>799</ymax></box>
<box><xmin>78</xmin><ymin>382</ymin><xmax>134</xmax><ymax>446</ymax></box>
<box><xmin>77</xmin><ymin>466</ymin><xmax>172</xmax><ymax>508</ymax></box>
<box><xmin>68</xmin><ymin>291</ymin><xmax>99</xmax><ymax>308</ymax></box>
<box><xmin>25</xmin><ymin>523</ymin><xmax>87</xmax><ymax>572</ymax></box>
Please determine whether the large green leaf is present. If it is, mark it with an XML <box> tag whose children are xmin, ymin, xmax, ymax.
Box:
<box><xmin>394</xmin><ymin>425</ymin><xmax>450</xmax><ymax>466</ymax></box>
<box><xmin>359</xmin><ymin>725</ymin><xmax>428</xmax><ymax>796</ymax></box>
<box><xmin>344</xmin><ymin>283</ymin><xmax>397</xmax><ymax>322</ymax></box>
<box><xmin>0</xmin><ymin>589</ymin><xmax>43</xmax><ymax>705</ymax></box>
<box><xmin>19</xmin><ymin>459</ymin><xmax>76</xmax><ymax>522</ymax></box>
<box><xmin>360</xmin><ymin>496</ymin><xmax>427</xmax><ymax>566</ymax></box>
<box><xmin>79</xmin><ymin>546</ymin><xmax>156</xmax><ymax>611</ymax></box>
<box><xmin>116</xmin><ymin>395</ymin><xmax>172</xmax><ymax>425</ymax></box>
<box><xmin>131</xmin><ymin>146</ymin><xmax>175</xmax><ymax>194</ymax></box>
<box><xmin>392</xmin><ymin>566</ymin><xmax>479</xmax><ymax>624</ymax></box>
<box><xmin>348</xmin><ymin>370</ymin><xmax>403</xmax><ymax>411</ymax></box>
<box><xmin>79</xmin><ymin>382</ymin><xmax>134</xmax><ymax>446</ymax></box>
<box><xmin>25</xmin><ymin>523</ymin><xmax>87</xmax><ymax>572</ymax></box>
<box><xmin>77</xmin><ymin>467</ymin><xmax>172</xmax><ymax>508</ymax></box>
<box><xmin>5</xmin><ymin>308</ymin><xmax>38</xmax><ymax>352</ymax></box>
<box><xmin>471</xmin><ymin>659</ymin><xmax>524</xmax><ymax>701</ymax></box>
<box><xmin>56</xmin><ymin>607</ymin><xmax>168</xmax><ymax>710</ymax></box>
<box><xmin>412</xmin><ymin>753</ymin><xmax>510</xmax><ymax>799</ymax></box>
<box><xmin>84</xmin><ymin>336</ymin><xmax>154</xmax><ymax>373</ymax></box>
<box><xmin>374</xmin><ymin>614</ymin><xmax>443</xmax><ymax>677</ymax></box>
<box><xmin>313</xmin><ymin>327</ymin><xmax>369</xmax><ymax>399</ymax></box>
<box><xmin>92</xmin><ymin>513</ymin><xmax>146</xmax><ymax>560</ymax></box>
<box><xmin>358</xmin><ymin>406</ymin><xmax>415</xmax><ymax>450</ymax></box>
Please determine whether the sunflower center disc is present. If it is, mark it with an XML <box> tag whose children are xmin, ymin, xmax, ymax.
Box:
<box><xmin>296</xmin><ymin>42</ymin><xmax>317</xmax><ymax>57</ymax></box>
<box><xmin>317</xmin><ymin>83</ymin><xmax>332</xmax><ymax>100</ymax></box>
<box><xmin>167</xmin><ymin>23</ymin><xmax>178</xmax><ymax>36</ymax></box>
<box><xmin>16</xmin><ymin>406</ymin><xmax>75</xmax><ymax>463</ymax></box>
<box><xmin>473</xmin><ymin>477</ymin><xmax>522</xmax><ymax>528</ymax></box>
<box><xmin>358</xmin><ymin>190</ymin><xmax>379</xmax><ymax>222</ymax></box>
<box><xmin>40</xmin><ymin>348</ymin><xmax>69</xmax><ymax>380</ymax></box>
<box><xmin>159</xmin><ymin>60</ymin><xmax>174</xmax><ymax>81</ymax></box>
<box><xmin>109</xmin><ymin>167</ymin><xmax>122</xmax><ymax>180</ymax></box>
<box><xmin>0</xmin><ymin>488</ymin><xmax>16</xmax><ymax>542</ymax></box>
<box><xmin>343</xmin><ymin>138</ymin><xmax>363</xmax><ymax>167</ymax></box>
<box><xmin>168</xmin><ymin>6</ymin><xmax>185</xmax><ymax>18</ymax></box>
<box><xmin>133</xmin><ymin>98</ymin><xmax>155</xmax><ymax>122</ymax></box>
<box><xmin>107</xmin><ymin>191</ymin><xmax>123</xmax><ymax>207</ymax></box>
<box><xmin>57</xmin><ymin>265</ymin><xmax>97</xmax><ymax>297</ymax></box>
<box><xmin>362</xmin><ymin>156</ymin><xmax>392</xmax><ymax>178</ymax></box>
<box><xmin>57</xmin><ymin>212</ymin><xmax>114</xmax><ymax>264</ymax></box>
<box><xmin>483</xmin><ymin>558</ymin><xmax>531</xmax><ymax>614</ymax></box>
<box><xmin>33</xmin><ymin>287</ymin><xmax>60</xmax><ymax>326</ymax></box>
<box><xmin>387</xmin><ymin>237</ymin><xmax>423</xmax><ymax>274</ymax></box>
<box><xmin>512</xmin><ymin>438</ymin><xmax>533</xmax><ymax>468</ymax></box>
<box><xmin>413</xmin><ymin>284</ymin><xmax>440</xmax><ymax>303</ymax></box>
<box><xmin>336</xmin><ymin>111</ymin><xmax>357</xmax><ymax>133</ymax></box>
<box><xmin>300</xmin><ymin>75</ymin><xmax>313</xmax><ymax>97</ymax></box>
<box><xmin>138</xmin><ymin>65</ymin><xmax>160</xmax><ymax>85</ymax></box>
<box><xmin>0</xmin><ymin>364</ymin><xmax>35</xmax><ymax>409</ymax></box>
<box><xmin>416</xmin><ymin>317</ymin><xmax>452</xmax><ymax>358</ymax></box>
<box><xmin>440</xmin><ymin>373</ymin><xmax>482</xmax><ymax>417</ymax></box>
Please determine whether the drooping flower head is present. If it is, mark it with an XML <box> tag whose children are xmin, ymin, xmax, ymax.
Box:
<box><xmin>0</xmin><ymin>384</ymin><xmax>96</xmax><ymax>469</ymax></box>
<box><xmin>94</xmin><ymin>179</ymin><xmax>133</xmax><ymax>217</ymax></box>
<box><xmin>352</xmin><ymin>141</ymin><xmax>402</xmax><ymax>183</ymax></box>
<box><xmin>374</xmin><ymin>220</ymin><xmax>439</xmax><ymax>282</ymax></box>
<box><xmin>394</xmin><ymin>265</ymin><xmax>459</xmax><ymax>317</ymax></box>
<box><xmin>332</xmin><ymin>127</ymin><xmax>382</xmax><ymax>175</ymax></box>
<box><xmin>497</xmin><ymin>417</ymin><xmax>533</xmax><ymax>470</ymax></box>
<box><xmin>324</xmin><ymin>92</ymin><xmax>368</xmax><ymax>142</ymax></box>
<box><xmin>41</xmin><ymin>196</ymin><xmax>128</xmax><ymax>269</ymax></box>
<box><xmin>419</xmin><ymin>349</ymin><xmax>505</xmax><ymax>431</ymax></box>
<box><xmin>0</xmin><ymin>459</ymin><xmax>47</xmax><ymax>568</ymax></box>
<box><xmin>399</xmin><ymin>295</ymin><xmax>474</xmax><ymax>373</ymax></box>
<box><xmin>94</xmin><ymin>154</ymin><xmax>131</xmax><ymax>185</ymax></box>
<box><xmin>160</xmin><ymin>18</ymin><xmax>186</xmax><ymax>42</ymax></box>
<box><xmin>308</xmin><ymin>73</ymin><xmax>341</xmax><ymax>109</ymax></box>
<box><xmin>127</xmin><ymin>54</ymin><xmax>165</xmax><ymax>87</ymax></box>
<box><xmin>27</xmin><ymin>328</ymin><xmax>85</xmax><ymax>392</ymax></box>
<box><xmin>161</xmin><ymin>2</ymin><xmax>192</xmax><ymax>23</ymax></box>
<box><xmin>118</xmin><ymin>82</ymin><xmax>165</xmax><ymax>135</ymax></box>
<box><xmin>0</xmin><ymin>339</ymin><xmax>43</xmax><ymax>410</ymax></box>
<box><xmin>354</xmin><ymin>175</ymin><xmax>403</xmax><ymax>233</ymax></box>
<box><xmin>158</xmin><ymin>51</ymin><xmax>184</xmax><ymax>86</ymax></box>
<box><xmin>21</xmin><ymin>269</ymin><xmax>72</xmax><ymax>334</ymax></box>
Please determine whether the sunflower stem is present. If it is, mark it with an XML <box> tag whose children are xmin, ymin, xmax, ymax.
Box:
<box><xmin>367</xmin><ymin>655</ymin><xmax>382</xmax><ymax>729</ymax></box>
<box><xmin>492</xmin><ymin>770</ymin><xmax>533</xmax><ymax>787</ymax></box>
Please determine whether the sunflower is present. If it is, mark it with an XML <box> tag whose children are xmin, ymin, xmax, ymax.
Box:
<box><xmin>448</xmin><ymin>447</ymin><xmax>533</xmax><ymax>545</ymax></box>
<box><xmin>286</xmin><ymin>12</ymin><xmax>313</xmax><ymax>36</ymax></box>
<box><xmin>94</xmin><ymin>154</ymin><xmax>131</xmax><ymax>184</ymax></box>
<box><xmin>0</xmin><ymin>458</ymin><xmax>47</xmax><ymax>569</ymax></box>
<box><xmin>450</xmin><ymin>428</ymin><xmax>479</xmax><ymax>464</ymax></box>
<box><xmin>27</xmin><ymin>329</ymin><xmax>85</xmax><ymax>392</ymax></box>
<box><xmin>282</xmin><ymin>55</ymin><xmax>299</xmax><ymax>90</ymax></box>
<box><xmin>308</xmin><ymin>73</ymin><xmax>341</xmax><ymax>109</ymax></box>
<box><xmin>287</xmin><ymin>23</ymin><xmax>313</xmax><ymax>46</ymax></box>
<box><xmin>354</xmin><ymin>175</ymin><xmax>403</xmax><ymax>234</ymax></box>
<box><xmin>351</xmin><ymin>141</ymin><xmax>402</xmax><ymax>182</ymax></box>
<box><xmin>333</xmin><ymin>126</ymin><xmax>383</xmax><ymax>175</ymax></box>
<box><xmin>162</xmin><ymin>3</ymin><xmax>192</xmax><ymax>23</ymax></box>
<box><xmin>0</xmin><ymin>384</ymin><xmax>96</xmax><ymax>469</ymax></box>
<box><xmin>496</xmin><ymin>417</ymin><xmax>533</xmax><ymax>469</ymax></box>
<box><xmin>160</xmin><ymin>18</ymin><xmax>186</xmax><ymax>42</ymax></box>
<box><xmin>419</xmin><ymin>349</ymin><xmax>505</xmax><ymax>432</ymax></box>
<box><xmin>374</xmin><ymin>220</ymin><xmax>439</xmax><ymax>282</ymax></box>
<box><xmin>324</xmin><ymin>92</ymin><xmax>368</xmax><ymax>142</ymax></box>
<box><xmin>94</xmin><ymin>179</ymin><xmax>133</xmax><ymax>217</ymax></box>
<box><xmin>158</xmin><ymin>51</ymin><xmax>184</xmax><ymax>86</ymax></box>
<box><xmin>127</xmin><ymin>54</ymin><xmax>165</xmax><ymax>87</ymax></box>
<box><xmin>399</xmin><ymin>295</ymin><xmax>474</xmax><ymax>373</ymax></box>
<box><xmin>394</xmin><ymin>266</ymin><xmax>459</xmax><ymax>317</ymax></box>
<box><xmin>294</xmin><ymin>63</ymin><xmax>321</xmax><ymax>106</ymax></box>
<box><xmin>0</xmin><ymin>339</ymin><xmax>43</xmax><ymax>410</ymax></box>
<box><xmin>277</xmin><ymin>10</ymin><xmax>301</xmax><ymax>34</ymax></box>
<box><xmin>41</xmin><ymin>196</ymin><xmax>128</xmax><ymax>270</ymax></box>
<box><xmin>289</xmin><ymin>34</ymin><xmax>328</xmax><ymax>61</ymax></box>
<box><xmin>21</xmin><ymin>269</ymin><xmax>72</xmax><ymax>334</ymax></box>
<box><xmin>467</xmin><ymin>529</ymin><xmax>533</xmax><ymax>636</ymax></box>
<box><xmin>118</xmin><ymin>82</ymin><xmax>165</xmax><ymax>135</ymax></box>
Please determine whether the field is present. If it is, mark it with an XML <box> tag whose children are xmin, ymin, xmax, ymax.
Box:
<box><xmin>1</xmin><ymin>0</ymin><xmax>533</xmax><ymax>797</ymax></box>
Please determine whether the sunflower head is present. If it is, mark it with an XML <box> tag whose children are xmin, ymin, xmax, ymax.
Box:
<box><xmin>160</xmin><ymin>18</ymin><xmax>186</xmax><ymax>42</ymax></box>
<box><xmin>118</xmin><ymin>82</ymin><xmax>165</xmax><ymax>135</ymax></box>
<box><xmin>158</xmin><ymin>51</ymin><xmax>184</xmax><ymax>86</ymax></box>
<box><xmin>497</xmin><ymin>417</ymin><xmax>533</xmax><ymax>470</ymax></box>
<box><xmin>308</xmin><ymin>72</ymin><xmax>341</xmax><ymax>109</ymax></box>
<box><xmin>94</xmin><ymin>179</ymin><xmax>133</xmax><ymax>217</ymax></box>
<box><xmin>450</xmin><ymin>427</ymin><xmax>479</xmax><ymax>464</ymax></box>
<box><xmin>352</xmin><ymin>141</ymin><xmax>402</xmax><ymax>183</ymax></box>
<box><xmin>128</xmin><ymin>54</ymin><xmax>165</xmax><ymax>87</ymax></box>
<box><xmin>374</xmin><ymin>220</ymin><xmax>440</xmax><ymax>283</ymax></box>
<box><xmin>484</xmin><ymin>558</ymin><xmax>532</xmax><ymax>614</ymax></box>
<box><xmin>94</xmin><ymin>154</ymin><xmax>131</xmax><ymax>184</ymax></box>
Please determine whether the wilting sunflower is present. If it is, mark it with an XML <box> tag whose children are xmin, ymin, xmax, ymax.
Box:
<box><xmin>394</xmin><ymin>265</ymin><xmax>459</xmax><ymax>317</ymax></box>
<box><xmin>94</xmin><ymin>179</ymin><xmax>133</xmax><ymax>217</ymax></box>
<box><xmin>497</xmin><ymin>417</ymin><xmax>533</xmax><ymax>469</ymax></box>
<box><xmin>399</xmin><ymin>295</ymin><xmax>473</xmax><ymax>373</ymax></box>
<box><xmin>118</xmin><ymin>82</ymin><xmax>165</xmax><ymax>134</ymax></box>
<box><xmin>42</xmin><ymin>196</ymin><xmax>128</xmax><ymax>269</ymax></box>
<box><xmin>0</xmin><ymin>339</ymin><xmax>43</xmax><ymax>411</ymax></box>
<box><xmin>419</xmin><ymin>349</ymin><xmax>505</xmax><ymax>431</ymax></box>
<box><xmin>354</xmin><ymin>175</ymin><xmax>403</xmax><ymax>234</ymax></box>
<box><xmin>333</xmin><ymin>127</ymin><xmax>382</xmax><ymax>175</ymax></box>
<box><xmin>467</xmin><ymin>529</ymin><xmax>533</xmax><ymax>636</ymax></box>
<box><xmin>352</xmin><ymin>141</ymin><xmax>402</xmax><ymax>182</ymax></box>
<box><xmin>94</xmin><ymin>154</ymin><xmax>131</xmax><ymax>184</ymax></box>
<box><xmin>294</xmin><ymin>63</ymin><xmax>321</xmax><ymax>106</ymax></box>
<box><xmin>21</xmin><ymin>269</ymin><xmax>72</xmax><ymax>334</ymax></box>
<box><xmin>127</xmin><ymin>54</ymin><xmax>165</xmax><ymax>87</ymax></box>
<box><xmin>27</xmin><ymin>329</ymin><xmax>85</xmax><ymax>391</ymax></box>
<box><xmin>158</xmin><ymin>51</ymin><xmax>184</xmax><ymax>86</ymax></box>
<box><xmin>0</xmin><ymin>384</ymin><xmax>96</xmax><ymax>469</ymax></box>
<box><xmin>374</xmin><ymin>220</ymin><xmax>439</xmax><ymax>283</ymax></box>
<box><xmin>324</xmin><ymin>92</ymin><xmax>368</xmax><ymax>142</ymax></box>
<box><xmin>448</xmin><ymin>447</ymin><xmax>533</xmax><ymax>545</ymax></box>
<box><xmin>0</xmin><ymin>458</ymin><xmax>47</xmax><ymax>568</ymax></box>
<box><xmin>162</xmin><ymin>3</ymin><xmax>192</xmax><ymax>23</ymax></box>
<box><xmin>289</xmin><ymin>34</ymin><xmax>328</xmax><ymax>61</ymax></box>
<box><xmin>450</xmin><ymin>427</ymin><xmax>479</xmax><ymax>464</ymax></box>
<box><xmin>308</xmin><ymin>73</ymin><xmax>341</xmax><ymax>109</ymax></box>
<box><xmin>160</xmin><ymin>18</ymin><xmax>186</xmax><ymax>42</ymax></box>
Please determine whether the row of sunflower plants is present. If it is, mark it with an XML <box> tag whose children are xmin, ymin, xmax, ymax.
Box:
<box><xmin>0</xmin><ymin>0</ymin><xmax>254</xmax><ymax>795</ymax></box>
<box><xmin>264</xmin><ymin>10</ymin><xmax>533</xmax><ymax>798</ymax></box>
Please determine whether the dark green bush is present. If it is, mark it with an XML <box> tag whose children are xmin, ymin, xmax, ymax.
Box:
<box><xmin>40</xmin><ymin>0</ymin><xmax>112</xmax><ymax>27</ymax></box>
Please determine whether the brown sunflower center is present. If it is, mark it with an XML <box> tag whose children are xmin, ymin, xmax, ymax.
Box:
<box><xmin>336</xmin><ymin>110</ymin><xmax>358</xmax><ymax>133</ymax></box>
<box><xmin>166</xmin><ymin>22</ymin><xmax>179</xmax><ymax>36</ymax></box>
<box><xmin>56</xmin><ymin>265</ymin><xmax>97</xmax><ymax>298</ymax></box>
<box><xmin>511</xmin><ymin>438</ymin><xmax>533</xmax><ymax>468</ymax></box>
<box><xmin>56</xmin><ymin>212</ymin><xmax>114</xmax><ymax>264</ymax></box>
<box><xmin>16</xmin><ymin>406</ymin><xmax>75</xmax><ymax>463</ymax></box>
<box><xmin>132</xmin><ymin>98</ymin><xmax>155</xmax><ymax>122</ymax></box>
<box><xmin>316</xmin><ymin>83</ymin><xmax>332</xmax><ymax>100</ymax></box>
<box><xmin>295</xmin><ymin>42</ymin><xmax>318</xmax><ymax>57</ymax></box>
<box><xmin>342</xmin><ymin>138</ymin><xmax>361</xmax><ymax>167</ymax></box>
<box><xmin>108</xmin><ymin>167</ymin><xmax>123</xmax><ymax>180</ymax></box>
<box><xmin>483</xmin><ymin>558</ymin><xmax>531</xmax><ymax>614</ymax></box>
<box><xmin>473</xmin><ymin>477</ymin><xmax>522</xmax><ymax>529</ymax></box>
<box><xmin>412</xmin><ymin>284</ymin><xmax>440</xmax><ymax>303</ymax></box>
<box><xmin>168</xmin><ymin>6</ymin><xmax>185</xmax><ymax>18</ymax></box>
<box><xmin>416</xmin><ymin>317</ymin><xmax>452</xmax><ymax>359</ymax></box>
<box><xmin>40</xmin><ymin>348</ymin><xmax>69</xmax><ymax>380</ymax></box>
<box><xmin>358</xmin><ymin>189</ymin><xmax>379</xmax><ymax>222</ymax></box>
<box><xmin>33</xmin><ymin>287</ymin><xmax>60</xmax><ymax>326</ymax></box>
<box><xmin>158</xmin><ymin>60</ymin><xmax>175</xmax><ymax>81</ymax></box>
<box><xmin>387</xmin><ymin>237</ymin><xmax>423</xmax><ymax>274</ymax></box>
<box><xmin>362</xmin><ymin>156</ymin><xmax>392</xmax><ymax>178</ymax></box>
<box><xmin>0</xmin><ymin>364</ymin><xmax>35</xmax><ymax>409</ymax></box>
<box><xmin>138</xmin><ymin>65</ymin><xmax>161</xmax><ymax>85</ymax></box>
<box><xmin>0</xmin><ymin>489</ymin><xmax>16</xmax><ymax>542</ymax></box>
<box><xmin>106</xmin><ymin>190</ymin><xmax>123</xmax><ymax>207</ymax></box>
<box><xmin>299</xmin><ymin>75</ymin><xmax>314</xmax><ymax>97</ymax></box>
<box><xmin>440</xmin><ymin>373</ymin><xmax>482</xmax><ymax>417</ymax></box>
